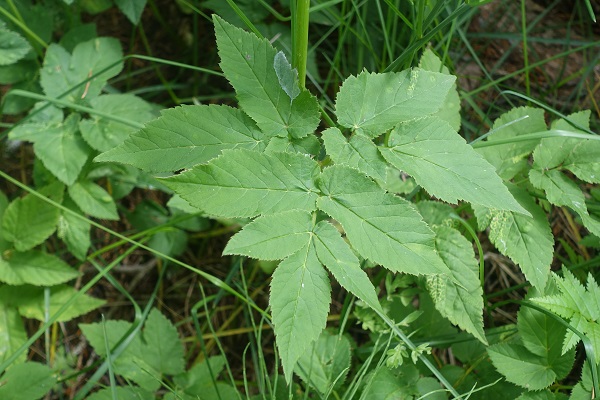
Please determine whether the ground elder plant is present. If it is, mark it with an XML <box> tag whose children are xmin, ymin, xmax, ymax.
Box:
<box><xmin>94</xmin><ymin>14</ymin><xmax>598</xmax><ymax>393</ymax></box>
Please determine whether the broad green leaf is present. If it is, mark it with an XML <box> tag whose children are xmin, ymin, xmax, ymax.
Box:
<box><xmin>476</xmin><ymin>107</ymin><xmax>546</xmax><ymax>180</ymax></box>
<box><xmin>529</xmin><ymin>169</ymin><xmax>600</xmax><ymax>237</ymax></box>
<box><xmin>40</xmin><ymin>38</ymin><xmax>123</xmax><ymax>102</ymax></box>
<box><xmin>86</xmin><ymin>387</ymin><xmax>154</xmax><ymax>400</ymax></box>
<box><xmin>115</xmin><ymin>0</ymin><xmax>147</xmax><ymax>24</ymax></box>
<box><xmin>213</xmin><ymin>15</ymin><xmax>320</xmax><ymax>138</ymax></box>
<box><xmin>0</xmin><ymin>250</ymin><xmax>78</xmax><ymax>285</ymax></box>
<box><xmin>0</xmin><ymin>303</ymin><xmax>27</xmax><ymax>364</ymax></box>
<box><xmin>163</xmin><ymin>149</ymin><xmax>320</xmax><ymax>218</ymax></box>
<box><xmin>570</xmin><ymin>360</ymin><xmax>593</xmax><ymax>400</ymax></box>
<box><xmin>472</xmin><ymin>184</ymin><xmax>554</xmax><ymax>288</ymax></box>
<box><xmin>379</xmin><ymin>117</ymin><xmax>529</xmax><ymax>215</ymax></box>
<box><xmin>416</xmin><ymin>201</ymin><xmax>456</xmax><ymax>227</ymax></box>
<box><xmin>96</xmin><ymin>104</ymin><xmax>266</xmax><ymax>172</ymax></box>
<box><xmin>418</xmin><ymin>49</ymin><xmax>461</xmax><ymax>131</ymax></box>
<box><xmin>316</xmin><ymin>165</ymin><xmax>448</xmax><ymax>276</ymax></box>
<box><xmin>0</xmin><ymin>59</ymin><xmax>37</xmax><ymax>85</ymax></box>
<box><xmin>516</xmin><ymin>390</ymin><xmax>556</xmax><ymax>400</ymax></box>
<box><xmin>140</xmin><ymin>308</ymin><xmax>186</xmax><ymax>375</ymax></box>
<box><xmin>487</xmin><ymin>343</ymin><xmax>569</xmax><ymax>391</ymax></box>
<box><xmin>2</xmin><ymin>284</ymin><xmax>104</xmax><ymax>322</ymax></box>
<box><xmin>1</xmin><ymin>182</ymin><xmax>64</xmax><ymax>251</ymax></box>
<box><xmin>9</xmin><ymin>114</ymin><xmax>90</xmax><ymax>185</ymax></box>
<box><xmin>265</xmin><ymin>134</ymin><xmax>321</xmax><ymax>156</ymax></box>
<box><xmin>322</xmin><ymin>127</ymin><xmax>387</xmax><ymax>181</ymax></box>
<box><xmin>274</xmin><ymin>51</ymin><xmax>300</xmax><ymax>102</ymax></box>
<box><xmin>0</xmin><ymin>28</ymin><xmax>31</xmax><ymax>65</ymax></box>
<box><xmin>295</xmin><ymin>330</ymin><xmax>351</xmax><ymax>394</ymax></box>
<box><xmin>79</xmin><ymin>94</ymin><xmax>155</xmax><ymax>152</ymax></box>
<box><xmin>57</xmin><ymin>198</ymin><xmax>91</xmax><ymax>261</ymax></box>
<box><xmin>270</xmin><ymin>241</ymin><xmax>331</xmax><ymax>382</ymax></box>
<box><xmin>172</xmin><ymin>356</ymin><xmax>239</xmax><ymax>399</ymax></box>
<box><xmin>68</xmin><ymin>180</ymin><xmax>119</xmax><ymax>220</ymax></box>
<box><xmin>426</xmin><ymin>225</ymin><xmax>486</xmax><ymax>343</ymax></box>
<box><xmin>335</xmin><ymin>69</ymin><xmax>455</xmax><ymax>137</ymax></box>
<box><xmin>313</xmin><ymin>220</ymin><xmax>382</xmax><ymax>312</ymax></box>
<box><xmin>0</xmin><ymin>362</ymin><xmax>56</xmax><ymax>400</ymax></box>
<box><xmin>224</xmin><ymin>210</ymin><xmax>312</xmax><ymax>260</ymax></box>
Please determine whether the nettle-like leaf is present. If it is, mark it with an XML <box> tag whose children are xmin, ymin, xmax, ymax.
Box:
<box><xmin>96</xmin><ymin>104</ymin><xmax>267</xmax><ymax>172</ymax></box>
<box><xmin>472</xmin><ymin>184</ymin><xmax>554</xmax><ymax>289</ymax></box>
<box><xmin>0</xmin><ymin>362</ymin><xmax>56</xmax><ymax>400</ymax></box>
<box><xmin>67</xmin><ymin>180</ymin><xmax>119</xmax><ymax>220</ymax></box>
<box><xmin>0</xmin><ymin>301</ymin><xmax>27</xmax><ymax>364</ymax></box>
<box><xmin>488</xmin><ymin>306</ymin><xmax>575</xmax><ymax>391</ymax></box>
<box><xmin>270</xmin><ymin>240</ymin><xmax>331</xmax><ymax>383</ymax></box>
<box><xmin>322</xmin><ymin>127</ymin><xmax>388</xmax><ymax>181</ymax></box>
<box><xmin>379</xmin><ymin>116</ymin><xmax>529</xmax><ymax>214</ymax></box>
<box><xmin>532</xmin><ymin>269</ymin><xmax>600</xmax><ymax>357</ymax></box>
<box><xmin>335</xmin><ymin>68</ymin><xmax>455</xmax><ymax>137</ymax></box>
<box><xmin>316</xmin><ymin>165</ymin><xmax>449</xmax><ymax>276</ymax></box>
<box><xmin>9</xmin><ymin>113</ymin><xmax>90</xmax><ymax>185</ymax></box>
<box><xmin>0</xmin><ymin>250</ymin><xmax>78</xmax><ymax>286</ymax></box>
<box><xmin>476</xmin><ymin>107</ymin><xmax>546</xmax><ymax>180</ymax></box>
<box><xmin>213</xmin><ymin>15</ymin><xmax>320</xmax><ymax>139</ymax></box>
<box><xmin>162</xmin><ymin>149</ymin><xmax>320</xmax><ymax>218</ymax></box>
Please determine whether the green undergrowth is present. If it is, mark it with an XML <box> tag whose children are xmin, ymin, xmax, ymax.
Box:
<box><xmin>0</xmin><ymin>0</ymin><xmax>599</xmax><ymax>399</ymax></box>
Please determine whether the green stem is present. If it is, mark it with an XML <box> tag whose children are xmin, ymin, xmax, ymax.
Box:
<box><xmin>292</xmin><ymin>0</ymin><xmax>310</xmax><ymax>89</ymax></box>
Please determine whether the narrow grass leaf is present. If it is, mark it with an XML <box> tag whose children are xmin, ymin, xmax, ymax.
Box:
<box><xmin>0</xmin><ymin>362</ymin><xmax>56</xmax><ymax>400</ymax></box>
<box><xmin>9</xmin><ymin>114</ymin><xmax>90</xmax><ymax>185</ymax></box>
<box><xmin>96</xmin><ymin>105</ymin><xmax>267</xmax><ymax>172</ymax></box>
<box><xmin>213</xmin><ymin>15</ymin><xmax>319</xmax><ymax>138</ymax></box>
<box><xmin>162</xmin><ymin>149</ymin><xmax>320</xmax><ymax>218</ymax></box>
<box><xmin>313</xmin><ymin>220</ymin><xmax>382</xmax><ymax>312</ymax></box>
<box><xmin>316</xmin><ymin>166</ymin><xmax>448</xmax><ymax>276</ymax></box>
<box><xmin>335</xmin><ymin>69</ymin><xmax>455</xmax><ymax>137</ymax></box>
<box><xmin>224</xmin><ymin>210</ymin><xmax>313</xmax><ymax>260</ymax></box>
<box><xmin>426</xmin><ymin>225</ymin><xmax>486</xmax><ymax>344</ymax></box>
<box><xmin>529</xmin><ymin>169</ymin><xmax>600</xmax><ymax>237</ymax></box>
<box><xmin>322</xmin><ymin>127</ymin><xmax>387</xmax><ymax>181</ymax></box>
<box><xmin>472</xmin><ymin>184</ymin><xmax>553</xmax><ymax>289</ymax></box>
<box><xmin>1</xmin><ymin>182</ymin><xmax>64</xmax><ymax>251</ymax></box>
<box><xmin>68</xmin><ymin>180</ymin><xmax>119</xmax><ymax>220</ymax></box>
<box><xmin>270</xmin><ymin>241</ymin><xmax>331</xmax><ymax>383</ymax></box>
<box><xmin>379</xmin><ymin>117</ymin><xmax>528</xmax><ymax>214</ymax></box>
<box><xmin>79</xmin><ymin>94</ymin><xmax>155</xmax><ymax>152</ymax></box>
<box><xmin>0</xmin><ymin>250</ymin><xmax>78</xmax><ymax>286</ymax></box>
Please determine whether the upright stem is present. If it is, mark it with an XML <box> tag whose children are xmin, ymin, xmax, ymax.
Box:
<box><xmin>292</xmin><ymin>0</ymin><xmax>310</xmax><ymax>89</ymax></box>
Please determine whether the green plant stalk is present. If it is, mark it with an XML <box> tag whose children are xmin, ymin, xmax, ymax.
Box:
<box><xmin>292</xmin><ymin>0</ymin><xmax>310</xmax><ymax>89</ymax></box>
<box><xmin>471</xmin><ymin>129</ymin><xmax>600</xmax><ymax>148</ymax></box>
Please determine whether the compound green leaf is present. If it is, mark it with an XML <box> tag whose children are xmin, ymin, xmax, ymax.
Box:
<box><xmin>213</xmin><ymin>15</ymin><xmax>319</xmax><ymax>138</ymax></box>
<box><xmin>313</xmin><ymin>220</ymin><xmax>382</xmax><ymax>312</ymax></box>
<box><xmin>224</xmin><ymin>210</ymin><xmax>312</xmax><ymax>260</ymax></box>
<box><xmin>316</xmin><ymin>166</ymin><xmax>448</xmax><ymax>276</ymax></box>
<box><xmin>418</xmin><ymin>49</ymin><xmax>461</xmax><ymax>131</ymax></box>
<box><xmin>0</xmin><ymin>302</ymin><xmax>27</xmax><ymax>364</ymax></box>
<box><xmin>2</xmin><ymin>284</ymin><xmax>104</xmax><ymax>322</ymax></box>
<box><xmin>476</xmin><ymin>107</ymin><xmax>546</xmax><ymax>180</ymax></box>
<box><xmin>529</xmin><ymin>169</ymin><xmax>600</xmax><ymax>237</ymax></box>
<box><xmin>9</xmin><ymin>114</ymin><xmax>90</xmax><ymax>185</ymax></box>
<box><xmin>380</xmin><ymin>117</ymin><xmax>529</xmax><ymax>215</ymax></box>
<box><xmin>1</xmin><ymin>182</ymin><xmax>64</xmax><ymax>251</ymax></box>
<box><xmin>335</xmin><ymin>69</ymin><xmax>455</xmax><ymax>137</ymax></box>
<box><xmin>96</xmin><ymin>104</ymin><xmax>266</xmax><ymax>172</ymax></box>
<box><xmin>115</xmin><ymin>0</ymin><xmax>147</xmax><ymax>24</ymax></box>
<box><xmin>163</xmin><ymin>149</ymin><xmax>319</xmax><ymax>218</ymax></box>
<box><xmin>0</xmin><ymin>362</ymin><xmax>56</xmax><ymax>400</ymax></box>
<box><xmin>295</xmin><ymin>330</ymin><xmax>351</xmax><ymax>394</ymax></box>
<box><xmin>322</xmin><ymin>127</ymin><xmax>387</xmax><ymax>181</ymax></box>
<box><xmin>79</xmin><ymin>94</ymin><xmax>155</xmax><ymax>152</ymax></box>
<box><xmin>426</xmin><ymin>225</ymin><xmax>486</xmax><ymax>343</ymax></box>
<box><xmin>57</xmin><ymin>198</ymin><xmax>91</xmax><ymax>261</ymax></box>
<box><xmin>68</xmin><ymin>180</ymin><xmax>118</xmax><ymax>220</ymax></box>
<box><xmin>0</xmin><ymin>250</ymin><xmax>78</xmax><ymax>286</ymax></box>
<box><xmin>270</xmin><ymin>241</ymin><xmax>331</xmax><ymax>383</ymax></box>
<box><xmin>487</xmin><ymin>343</ymin><xmax>567</xmax><ymax>391</ymax></box>
<box><xmin>0</xmin><ymin>28</ymin><xmax>31</xmax><ymax>66</ymax></box>
<box><xmin>472</xmin><ymin>184</ymin><xmax>553</xmax><ymax>289</ymax></box>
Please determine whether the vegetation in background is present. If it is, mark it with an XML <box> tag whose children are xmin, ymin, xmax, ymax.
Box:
<box><xmin>0</xmin><ymin>0</ymin><xmax>598</xmax><ymax>398</ymax></box>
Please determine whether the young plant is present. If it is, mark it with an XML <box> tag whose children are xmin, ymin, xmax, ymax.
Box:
<box><xmin>96</xmin><ymin>15</ymin><xmax>530</xmax><ymax>388</ymax></box>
